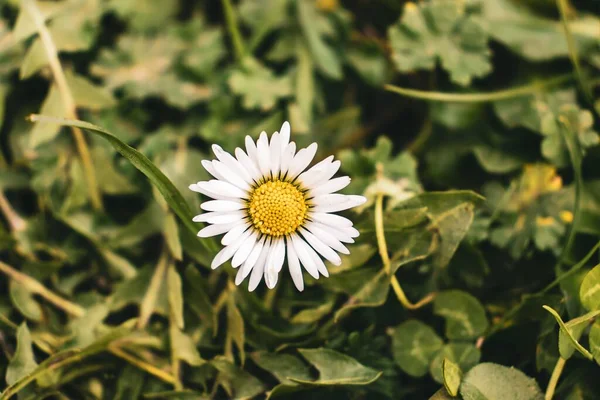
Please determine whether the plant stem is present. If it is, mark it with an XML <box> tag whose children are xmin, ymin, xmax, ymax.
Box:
<box><xmin>108</xmin><ymin>345</ymin><xmax>176</xmax><ymax>385</ymax></box>
<box><xmin>221</xmin><ymin>0</ymin><xmax>246</xmax><ymax>62</ymax></box>
<box><xmin>0</xmin><ymin>191</ymin><xmax>26</xmax><ymax>232</ymax></box>
<box><xmin>374</xmin><ymin>190</ymin><xmax>435</xmax><ymax>310</ymax></box>
<box><xmin>545</xmin><ymin>357</ymin><xmax>566</xmax><ymax>400</ymax></box>
<box><xmin>384</xmin><ymin>74</ymin><xmax>572</xmax><ymax>103</ymax></box>
<box><xmin>0</xmin><ymin>261</ymin><xmax>85</xmax><ymax>317</ymax></box>
<box><xmin>23</xmin><ymin>0</ymin><xmax>103</xmax><ymax>211</ymax></box>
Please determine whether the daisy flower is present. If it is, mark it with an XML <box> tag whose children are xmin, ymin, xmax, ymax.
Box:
<box><xmin>189</xmin><ymin>121</ymin><xmax>366</xmax><ymax>292</ymax></box>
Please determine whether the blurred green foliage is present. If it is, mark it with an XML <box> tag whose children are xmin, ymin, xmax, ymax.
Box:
<box><xmin>0</xmin><ymin>0</ymin><xmax>599</xmax><ymax>399</ymax></box>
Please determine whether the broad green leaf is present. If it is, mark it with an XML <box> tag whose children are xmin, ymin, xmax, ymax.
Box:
<box><xmin>106</xmin><ymin>0</ymin><xmax>179</xmax><ymax>32</ymax></box>
<box><xmin>442</xmin><ymin>358</ymin><xmax>462</xmax><ymax>397</ymax></box>
<box><xmin>252</xmin><ymin>351</ymin><xmax>312</xmax><ymax>385</ymax></box>
<box><xmin>171</xmin><ymin>327</ymin><xmax>204</xmax><ymax>367</ymax></box>
<box><xmin>580</xmin><ymin>264</ymin><xmax>600</xmax><ymax>311</ymax></box>
<box><xmin>543</xmin><ymin>305</ymin><xmax>594</xmax><ymax>360</ymax></box>
<box><xmin>143</xmin><ymin>391</ymin><xmax>209</xmax><ymax>399</ymax></box>
<box><xmin>9</xmin><ymin>281</ymin><xmax>43</xmax><ymax>322</ymax></box>
<box><xmin>391</xmin><ymin>320</ymin><xmax>444</xmax><ymax>378</ymax></box>
<box><xmin>110</xmin><ymin>265</ymin><xmax>168</xmax><ymax>315</ymax></box>
<box><xmin>434</xmin><ymin>290</ymin><xmax>489</xmax><ymax>340</ymax></box>
<box><xmin>430</xmin><ymin>388</ymin><xmax>454</xmax><ymax>400</ymax></box>
<box><xmin>228</xmin><ymin>57</ymin><xmax>292</xmax><ymax>111</ymax></box>
<box><xmin>6</xmin><ymin>323</ymin><xmax>38</xmax><ymax>385</ymax></box>
<box><xmin>29</xmin><ymin>115</ymin><xmax>217</xmax><ymax>257</ymax></box>
<box><xmin>388</xmin><ymin>1</ymin><xmax>491</xmax><ymax>86</ymax></box>
<box><xmin>430</xmin><ymin>343</ymin><xmax>480</xmax><ymax>384</ymax></box>
<box><xmin>460</xmin><ymin>362</ymin><xmax>544</xmax><ymax>400</ymax></box>
<box><xmin>212</xmin><ymin>357</ymin><xmax>265</xmax><ymax>400</ymax></box>
<box><xmin>66</xmin><ymin>304</ymin><xmax>109</xmax><ymax>348</ymax></box>
<box><xmin>428</xmin><ymin>202</ymin><xmax>475</xmax><ymax>268</ymax></box>
<box><xmin>293</xmin><ymin>348</ymin><xmax>382</xmax><ymax>386</ymax></box>
<box><xmin>297</xmin><ymin>0</ymin><xmax>342</xmax><ymax>80</ymax></box>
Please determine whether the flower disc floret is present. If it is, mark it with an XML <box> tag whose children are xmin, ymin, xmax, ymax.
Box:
<box><xmin>249</xmin><ymin>180</ymin><xmax>307</xmax><ymax>237</ymax></box>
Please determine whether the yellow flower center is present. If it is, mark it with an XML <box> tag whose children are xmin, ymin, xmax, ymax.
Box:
<box><xmin>248</xmin><ymin>180</ymin><xmax>307</xmax><ymax>237</ymax></box>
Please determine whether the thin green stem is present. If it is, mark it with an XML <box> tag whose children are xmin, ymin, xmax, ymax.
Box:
<box><xmin>384</xmin><ymin>74</ymin><xmax>572</xmax><ymax>103</ymax></box>
<box><xmin>22</xmin><ymin>0</ymin><xmax>103</xmax><ymax>211</ymax></box>
<box><xmin>545</xmin><ymin>357</ymin><xmax>566</xmax><ymax>400</ymax></box>
<box><xmin>221</xmin><ymin>0</ymin><xmax>246</xmax><ymax>62</ymax></box>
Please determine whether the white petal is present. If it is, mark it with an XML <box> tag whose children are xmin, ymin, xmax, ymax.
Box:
<box><xmin>249</xmin><ymin>239</ymin><xmax>270</xmax><ymax>291</ymax></box>
<box><xmin>264</xmin><ymin>238</ymin><xmax>284</xmax><ymax>289</ymax></box>
<box><xmin>256</xmin><ymin>131</ymin><xmax>271</xmax><ymax>178</ymax></box>
<box><xmin>309</xmin><ymin>212</ymin><xmax>353</xmax><ymax>228</ymax></box>
<box><xmin>279</xmin><ymin>143</ymin><xmax>296</xmax><ymax>178</ymax></box>
<box><xmin>213</xmin><ymin>144</ymin><xmax>254</xmax><ymax>185</ymax></box>
<box><xmin>211</xmin><ymin>229</ymin><xmax>253</xmax><ymax>269</ymax></box>
<box><xmin>300</xmin><ymin>228</ymin><xmax>341</xmax><ymax>266</ymax></box>
<box><xmin>201</xmin><ymin>200</ymin><xmax>245</xmax><ymax>212</ymax></box>
<box><xmin>193</xmin><ymin>211</ymin><xmax>245</xmax><ymax>224</ymax></box>
<box><xmin>286</xmin><ymin>238</ymin><xmax>304</xmax><ymax>291</ymax></box>
<box><xmin>339</xmin><ymin>225</ymin><xmax>360</xmax><ymax>238</ymax></box>
<box><xmin>222</xmin><ymin>222</ymin><xmax>250</xmax><ymax>245</ymax></box>
<box><xmin>232</xmin><ymin>231</ymin><xmax>258</xmax><ymax>268</ymax></box>
<box><xmin>304</xmin><ymin>160</ymin><xmax>341</xmax><ymax>188</ymax></box>
<box><xmin>295</xmin><ymin>234</ymin><xmax>329</xmax><ymax>277</ymax></box>
<box><xmin>189</xmin><ymin>182</ymin><xmax>231</xmax><ymax>200</ymax></box>
<box><xmin>235</xmin><ymin>148</ymin><xmax>262</xmax><ymax>183</ymax></box>
<box><xmin>280</xmin><ymin>121</ymin><xmax>290</xmax><ymax>152</ymax></box>
<box><xmin>212</xmin><ymin>160</ymin><xmax>251</xmax><ymax>191</ymax></box>
<box><xmin>311</xmin><ymin>194</ymin><xmax>366</xmax><ymax>213</ymax></box>
<box><xmin>197</xmin><ymin>221</ymin><xmax>240</xmax><ymax>238</ymax></box>
<box><xmin>290</xmin><ymin>233</ymin><xmax>319</xmax><ymax>279</ymax></box>
<box><xmin>304</xmin><ymin>221</ymin><xmax>350</xmax><ymax>254</ymax></box>
<box><xmin>237</xmin><ymin>236</ymin><xmax>267</xmax><ymax>285</ymax></box>
<box><xmin>201</xmin><ymin>160</ymin><xmax>225</xmax><ymax>180</ymax></box>
<box><xmin>307</xmin><ymin>220</ymin><xmax>354</xmax><ymax>244</ymax></box>
<box><xmin>296</xmin><ymin>156</ymin><xmax>334</xmax><ymax>188</ymax></box>
<box><xmin>287</xmin><ymin>143</ymin><xmax>317</xmax><ymax>179</ymax></box>
<box><xmin>308</xmin><ymin>176</ymin><xmax>351</xmax><ymax>197</ymax></box>
<box><xmin>197</xmin><ymin>180</ymin><xmax>248</xmax><ymax>199</ymax></box>
<box><xmin>269</xmin><ymin>132</ymin><xmax>281</xmax><ymax>178</ymax></box>
<box><xmin>245</xmin><ymin>136</ymin><xmax>261</xmax><ymax>171</ymax></box>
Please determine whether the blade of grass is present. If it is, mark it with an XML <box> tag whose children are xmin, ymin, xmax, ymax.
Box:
<box><xmin>27</xmin><ymin>114</ymin><xmax>218</xmax><ymax>257</ymax></box>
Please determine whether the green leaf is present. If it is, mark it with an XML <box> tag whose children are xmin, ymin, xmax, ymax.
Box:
<box><xmin>434</xmin><ymin>290</ymin><xmax>489</xmax><ymax>340</ymax></box>
<box><xmin>212</xmin><ymin>357</ymin><xmax>265</xmax><ymax>400</ymax></box>
<box><xmin>168</xmin><ymin>265</ymin><xmax>184</xmax><ymax>329</ymax></box>
<box><xmin>589</xmin><ymin>321</ymin><xmax>600</xmax><ymax>366</ymax></box>
<box><xmin>110</xmin><ymin>265</ymin><xmax>168</xmax><ymax>315</ymax></box>
<box><xmin>428</xmin><ymin>202</ymin><xmax>475</xmax><ymax>268</ymax></box>
<box><xmin>9</xmin><ymin>281</ymin><xmax>43</xmax><ymax>322</ymax></box>
<box><xmin>543</xmin><ymin>305</ymin><xmax>595</xmax><ymax>360</ymax></box>
<box><xmin>297</xmin><ymin>0</ymin><xmax>343</xmax><ymax>80</ymax></box>
<box><xmin>227</xmin><ymin>295</ymin><xmax>246</xmax><ymax>365</ymax></box>
<box><xmin>6</xmin><ymin>323</ymin><xmax>38</xmax><ymax>386</ymax></box>
<box><xmin>442</xmin><ymin>358</ymin><xmax>462</xmax><ymax>397</ymax></box>
<box><xmin>388</xmin><ymin>1</ymin><xmax>492</xmax><ymax>86</ymax></box>
<box><xmin>28</xmin><ymin>115</ymin><xmax>217</xmax><ymax>257</ymax></box>
<box><xmin>228</xmin><ymin>57</ymin><xmax>292</xmax><ymax>111</ymax></box>
<box><xmin>430</xmin><ymin>343</ymin><xmax>480</xmax><ymax>384</ymax></box>
<box><xmin>459</xmin><ymin>362</ymin><xmax>544</xmax><ymax>400</ymax></box>
<box><xmin>391</xmin><ymin>319</ymin><xmax>444</xmax><ymax>378</ymax></box>
<box><xmin>171</xmin><ymin>327</ymin><xmax>204</xmax><ymax>367</ymax></box>
<box><xmin>293</xmin><ymin>348</ymin><xmax>382</xmax><ymax>386</ymax></box>
<box><xmin>580</xmin><ymin>264</ymin><xmax>600</xmax><ymax>311</ymax></box>
<box><xmin>252</xmin><ymin>351</ymin><xmax>312</xmax><ymax>386</ymax></box>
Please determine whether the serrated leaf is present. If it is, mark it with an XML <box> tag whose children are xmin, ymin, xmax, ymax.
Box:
<box><xmin>391</xmin><ymin>319</ymin><xmax>444</xmax><ymax>378</ymax></box>
<box><xmin>388</xmin><ymin>1</ymin><xmax>492</xmax><ymax>86</ymax></box>
<box><xmin>293</xmin><ymin>348</ymin><xmax>382</xmax><ymax>386</ymax></box>
<box><xmin>459</xmin><ymin>362</ymin><xmax>544</xmax><ymax>400</ymax></box>
<box><xmin>228</xmin><ymin>57</ymin><xmax>292</xmax><ymax>111</ymax></box>
<box><xmin>434</xmin><ymin>290</ymin><xmax>489</xmax><ymax>340</ymax></box>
